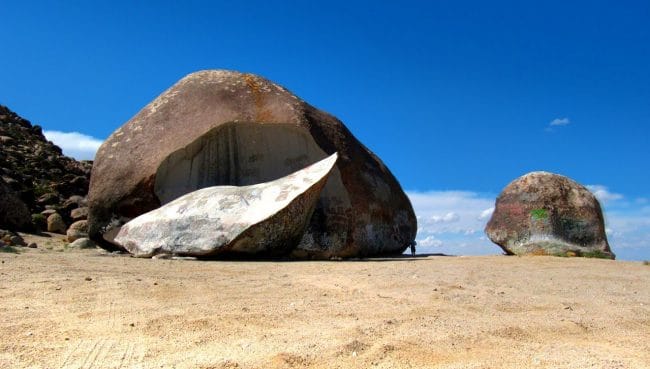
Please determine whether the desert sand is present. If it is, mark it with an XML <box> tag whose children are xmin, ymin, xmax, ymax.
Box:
<box><xmin>1</xmin><ymin>234</ymin><xmax>648</xmax><ymax>369</ymax></box>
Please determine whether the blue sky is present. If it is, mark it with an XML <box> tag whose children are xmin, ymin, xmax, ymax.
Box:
<box><xmin>1</xmin><ymin>1</ymin><xmax>648</xmax><ymax>260</ymax></box>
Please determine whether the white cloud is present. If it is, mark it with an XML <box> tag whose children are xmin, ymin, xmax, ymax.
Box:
<box><xmin>549</xmin><ymin>117</ymin><xmax>570</xmax><ymax>126</ymax></box>
<box><xmin>417</xmin><ymin>236</ymin><xmax>443</xmax><ymax>248</ymax></box>
<box><xmin>430</xmin><ymin>212</ymin><xmax>459</xmax><ymax>223</ymax></box>
<box><xmin>478</xmin><ymin>207</ymin><xmax>495</xmax><ymax>220</ymax></box>
<box><xmin>43</xmin><ymin>130</ymin><xmax>104</xmax><ymax>160</ymax></box>
<box><xmin>586</xmin><ymin>185</ymin><xmax>624</xmax><ymax>203</ymax></box>
<box><xmin>407</xmin><ymin>190</ymin><xmax>498</xmax><ymax>255</ymax></box>
<box><xmin>545</xmin><ymin>117</ymin><xmax>571</xmax><ymax>132</ymax></box>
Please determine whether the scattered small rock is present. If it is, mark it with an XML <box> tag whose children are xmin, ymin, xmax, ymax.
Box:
<box><xmin>84</xmin><ymin>277</ymin><xmax>92</xmax><ymax>281</ymax></box>
<box><xmin>10</xmin><ymin>235</ymin><xmax>26</xmax><ymax>246</ymax></box>
<box><xmin>67</xmin><ymin>238</ymin><xmax>96</xmax><ymax>249</ymax></box>
<box><xmin>0</xmin><ymin>230</ymin><xmax>26</xmax><ymax>246</ymax></box>
<box><xmin>40</xmin><ymin>209</ymin><xmax>57</xmax><ymax>216</ymax></box>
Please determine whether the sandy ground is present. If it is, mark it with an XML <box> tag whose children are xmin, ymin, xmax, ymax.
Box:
<box><xmin>1</xmin><ymin>234</ymin><xmax>649</xmax><ymax>369</ymax></box>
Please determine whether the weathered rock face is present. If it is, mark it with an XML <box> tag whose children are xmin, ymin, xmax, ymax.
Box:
<box><xmin>115</xmin><ymin>153</ymin><xmax>337</xmax><ymax>258</ymax></box>
<box><xmin>88</xmin><ymin>70</ymin><xmax>416</xmax><ymax>258</ymax></box>
<box><xmin>485</xmin><ymin>172</ymin><xmax>614</xmax><ymax>259</ymax></box>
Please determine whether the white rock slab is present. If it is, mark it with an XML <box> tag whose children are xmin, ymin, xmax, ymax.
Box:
<box><xmin>115</xmin><ymin>153</ymin><xmax>338</xmax><ymax>257</ymax></box>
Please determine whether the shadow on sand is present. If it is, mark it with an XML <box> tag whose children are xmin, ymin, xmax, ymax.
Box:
<box><xmin>93</xmin><ymin>249</ymin><xmax>456</xmax><ymax>262</ymax></box>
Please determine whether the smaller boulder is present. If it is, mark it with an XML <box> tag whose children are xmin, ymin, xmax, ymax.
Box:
<box><xmin>485</xmin><ymin>171</ymin><xmax>614</xmax><ymax>259</ymax></box>
<box><xmin>70</xmin><ymin>207</ymin><xmax>88</xmax><ymax>221</ymax></box>
<box><xmin>66</xmin><ymin>220</ymin><xmax>88</xmax><ymax>242</ymax></box>
<box><xmin>37</xmin><ymin>192</ymin><xmax>60</xmax><ymax>206</ymax></box>
<box><xmin>62</xmin><ymin>195</ymin><xmax>86</xmax><ymax>213</ymax></box>
<box><xmin>68</xmin><ymin>237</ymin><xmax>97</xmax><ymax>249</ymax></box>
<box><xmin>41</xmin><ymin>209</ymin><xmax>58</xmax><ymax>216</ymax></box>
<box><xmin>47</xmin><ymin>213</ymin><xmax>67</xmax><ymax>234</ymax></box>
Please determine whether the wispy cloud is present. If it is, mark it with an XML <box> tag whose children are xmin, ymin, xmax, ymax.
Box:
<box><xmin>418</xmin><ymin>235</ymin><xmax>443</xmax><ymax>248</ymax></box>
<box><xmin>549</xmin><ymin>117</ymin><xmax>570</xmax><ymax>126</ymax></box>
<box><xmin>430</xmin><ymin>212</ymin><xmax>460</xmax><ymax>223</ymax></box>
<box><xmin>478</xmin><ymin>207</ymin><xmax>494</xmax><ymax>220</ymax></box>
<box><xmin>545</xmin><ymin>117</ymin><xmax>571</xmax><ymax>132</ymax></box>
<box><xmin>43</xmin><ymin>130</ymin><xmax>103</xmax><ymax>160</ymax></box>
<box><xmin>586</xmin><ymin>185</ymin><xmax>624</xmax><ymax>203</ymax></box>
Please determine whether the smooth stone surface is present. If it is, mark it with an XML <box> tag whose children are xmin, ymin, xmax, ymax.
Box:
<box><xmin>115</xmin><ymin>154</ymin><xmax>338</xmax><ymax>258</ymax></box>
<box><xmin>485</xmin><ymin>171</ymin><xmax>614</xmax><ymax>259</ymax></box>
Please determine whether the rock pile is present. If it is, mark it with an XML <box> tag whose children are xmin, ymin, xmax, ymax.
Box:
<box><xmin>0</xmin><ymin>105</ymin><xmax>92</xmax><ymax>238</ymax></box>
<box><xmin>485</xmin><ymin>171</ymin><xmax>615</xmax><ymax>259</ymax></box>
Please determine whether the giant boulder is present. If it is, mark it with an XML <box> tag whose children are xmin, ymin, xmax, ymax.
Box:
<box><xmin>485</xmin><ymin>171</ymin><xmax>615</xmax><ymax>259</ymax></box>
<box><xmin>88</xmin><ymin>70</ymin><xmax>416</xmax><ymax>258</ymax></box>
<box><xmin>115</xmin><ymin>154</ymin><xmax>337</xmax><ymax>258</ymax></box>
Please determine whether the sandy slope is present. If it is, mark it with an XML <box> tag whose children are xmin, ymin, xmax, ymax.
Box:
<box><xmin>1</xmin><ymin>235</ymin><xmax>648</xmax><ymax>369</ymax></box>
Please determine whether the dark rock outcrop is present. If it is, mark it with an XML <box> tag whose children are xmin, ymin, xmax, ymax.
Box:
<box><xmin>485</xmin><ymin>171</ymin><xmax>615</xmax><ymax>259</ymax></box>
<box><xmin>0</xmin><ymin>181</ymin><xmax>31</xmax><ymax>231</ymax></box>
<box><xmin>88</xmin><ymin>70</ymin><xmax>416</xmax><ymax>258</ymax></box>
<box><xmin>0</xmin><ymin>105</ymin><xmax>92</xmax><ymax>232</ymax></box>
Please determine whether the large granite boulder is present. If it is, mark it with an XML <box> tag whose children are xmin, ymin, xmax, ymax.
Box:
<box><xmin>0</xmin><ymin>181</ymin><xmax>31</xmax><ymax>231</ymax></box>
<box><xmin>88</xmin><ymin>70</ymin><xmax>416</xmax><ymax>258</ymax></box>
<box><xmin>115</xmin><ymin>154</ymin><xmax>338</xmax><ymax>258</ymax></box>
<box><xmin>485</xmin><ymin>171</ymin><xmax>615</xmax><ymax>259</ymax></box>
